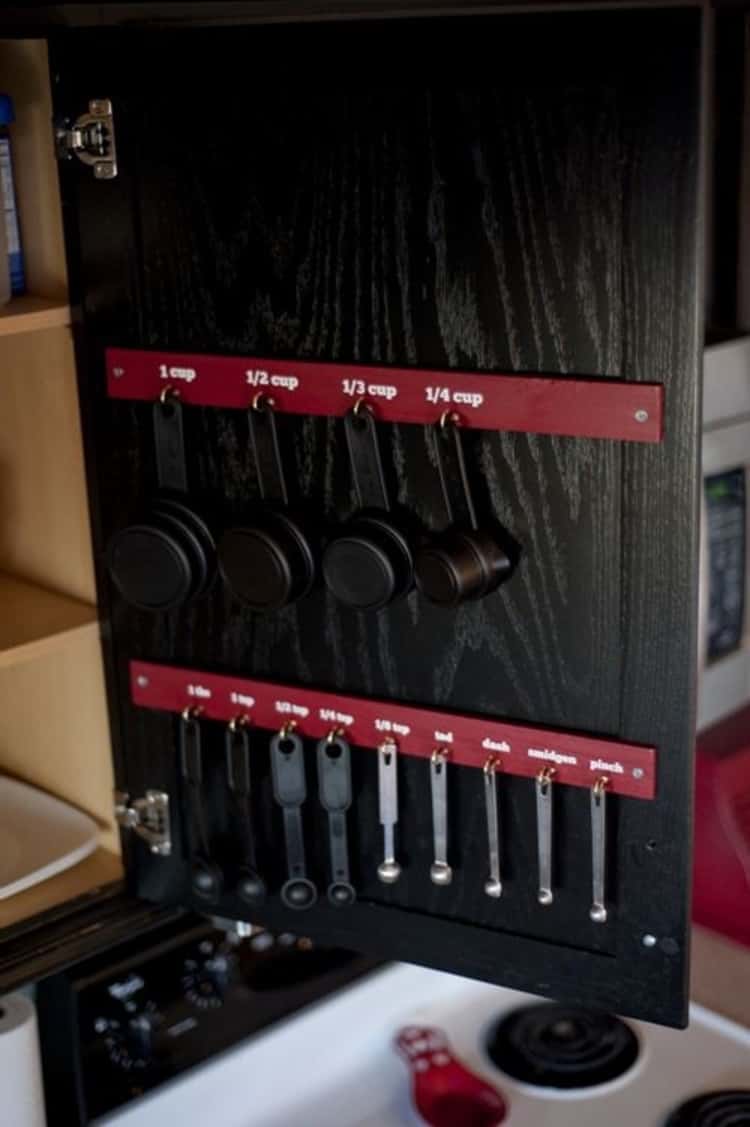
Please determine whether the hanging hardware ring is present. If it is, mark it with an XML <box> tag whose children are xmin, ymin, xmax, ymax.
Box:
<box><xmin>379</xmin><ymin>736</ymin><xmax>397</xmax><ymax>764</ymax></box>
<box><xmin>181</xmin><ymin>705</ymin><xmax>203</xmax><ymax>722</ymax></box>
<box><xmin>431</xmin><ymin>747</ymin><xmax>450</xmax><ymax>767</ymax></box>
<box><xmin>252</xmin><ymin>392</ymin><xmax>276</xmax><ymax>413</ymax></box>
<box><xmin>483</xmin><ymin>755</ymin><xmax>500</xmax><ymax>777</ymax></box>
<box><xmin>352</xmin><ymin>397</ymin><xmax>374</xmax><ymax>419</ymax></box>
<box><xmin>229</xmin><ymin>714</ymin><xmax>250</xmax><ymax>733</ymax></box>
<box><xmin>159</xmin><ymin>385</ymin><xmax>180</xmax><ymax>406</ymax></box>
<box><xmin>326</xmin><ymin>726</ymin><xmax>345</xmax><ymax>745</ymax></box>
<box><xmin>279</xmin><ymin>720</ymin><xmax>297</xmax><ymax>739</ymax></box>
<box><xmin>439</xmin><ymin>409</ymin><xmax>461</xmax><ymax>432</ymax></box>
<box><xmin>593</xmin><ymin>775</ymin><xmax>609</xmax><ymax>799</ymax></box>
<box><xmin>537</xmin><ymin>766</ymin><xmax>556</xmax><ymax>788</ymax></box>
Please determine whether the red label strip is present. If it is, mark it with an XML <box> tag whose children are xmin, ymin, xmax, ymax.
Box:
<box><xmin>107</xmin><ymin>348</ymin><xmax>663</xmax><ymax>444</ymax></box>
<box><xmin>131</xmin><ymin>661</ymin><xmax>656</xmax><ymax>800</ymax></box>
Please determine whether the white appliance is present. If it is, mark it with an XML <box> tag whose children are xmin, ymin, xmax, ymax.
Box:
<box><xmin>99</xmin><ymin>960</ymin><xmax>750</xmax><ymax>1127</ymax></box>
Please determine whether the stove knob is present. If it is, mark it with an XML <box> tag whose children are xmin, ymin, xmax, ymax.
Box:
<box><xmin>126</xmin><ymin>1013</ymin><xmax>155</xmax><ymax>1060</ymax></box>
<box><xmin>182</xmin><ymin>953</ymin><xmax>232</xmax><ymax>1009</ymax></box>
<box><xmin>101</xmin><ymin>1009</ymin><xmax>158</xmax><ymax>1072</ymax></box>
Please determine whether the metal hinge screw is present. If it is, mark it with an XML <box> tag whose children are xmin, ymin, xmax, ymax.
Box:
<box><xmin>115</xmin><ymin>789</ymin><xmax>171</xmax><ymax>855</ymax></box>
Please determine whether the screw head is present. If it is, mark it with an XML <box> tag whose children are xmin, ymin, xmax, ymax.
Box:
<box><xmin>642</xmin><ymin>933</ymin><xmax>658</xmax><ymax>948</ymax></box>
<box><xmin>136</xmin><ymin>675</ymin><xmax>149</xmax><ymax>688</ymax></box>
<box><xmin>634</xmin><ymin>409</ymin><xmax>649</xmax><ymax>423</ymax></box>
<box><xmin>632</xmin><ymin>767</ymin><xmax>644</xmax><ymax>780</ymax></box>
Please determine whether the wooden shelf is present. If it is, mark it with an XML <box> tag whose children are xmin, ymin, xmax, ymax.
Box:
<box><xmin>0</xmin><ymin>848</ymin><xmax>122</xmax><ymax>931</ymax></box>
<box><xmin>0</xmin><ymin>40</ymin><xmax>120</xmax><ymax>949</ymax></box>
<box><xmin>0</xmin><ymin>295</ymin><xmax>70</xmax><ymax>337</ymax></box>
<box><xmin>0</xmin><ymin>629</ymin><xmax>118</xmax><ymax>853</ymax></box>
<box><xmin>0</xmin><ymin>329</ymin><xmax>96</xmax><ymax>603</ymax></box>
<box><xmin>0</xmin><ymin>572</ymin><xmax>98</xmax><ymax>669</ymax></box>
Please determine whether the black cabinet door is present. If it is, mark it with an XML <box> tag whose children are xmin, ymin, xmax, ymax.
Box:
<box><xmin>53</xmin><ymin>6</ymin><xmax>703</xmax><ymax>1027</ymax></box>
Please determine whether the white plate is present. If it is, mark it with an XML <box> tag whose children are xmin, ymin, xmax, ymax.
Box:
<box><xmin>0</xmin><ymin>775</ymin><xmax>99</xmax><ymax>899</ymax></box>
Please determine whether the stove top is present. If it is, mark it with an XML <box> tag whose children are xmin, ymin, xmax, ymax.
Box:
<box><xmin>99</xmin><ymin>963</ymin><xmax>750</xmax><ymax>1127</ymax></box>
<box><xmin>663</xmin><ymin>1091</ymin><xmax>750</xmax><ymax>1125</ymax></box>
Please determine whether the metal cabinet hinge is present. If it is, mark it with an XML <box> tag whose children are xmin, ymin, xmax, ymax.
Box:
<box><xmin>55</xmin><ymin>99</ymin><xmax>117</xmax><ymax>180</ymax></box>
<box><xmin>115</xmin><ymin>789</ymin><xmax>171</xmax><ymax>855</ymax></box>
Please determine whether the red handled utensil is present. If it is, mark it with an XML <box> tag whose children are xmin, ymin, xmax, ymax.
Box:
<box><xmin>395</xmin><ymin>1025</ymin><xmax>508</xmax><ymax>1127</ymax></box>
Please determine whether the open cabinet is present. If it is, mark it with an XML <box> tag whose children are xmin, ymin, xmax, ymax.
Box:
<box><xmin>0</xmin><ymin>37</ymin><xmax>174</xmax><ymax>987</ymax></box>
<box><xmin>0</xmin><ymin>3</ymin><xmax>705</xmax><ymax>1028</ymax></box>
<box><xmin>0</xmin><ymin>36</ymin><xmax>121</xmax><ymax>908</ymax></box>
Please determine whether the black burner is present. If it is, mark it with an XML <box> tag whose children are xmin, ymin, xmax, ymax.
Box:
<box><xmin>484</xmin><ymin>1003</ymin><xmax>639</xmax><ymax>1089</ymax></box>
<box><xmin>663</xmin><ymin>1091</ymin><xmax>750</xmax><ymax>1126</ymax></box>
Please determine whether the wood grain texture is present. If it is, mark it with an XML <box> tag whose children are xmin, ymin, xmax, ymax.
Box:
<box><xmin>53</xmin><ymin>7</ymin><xmax>703</xmax><ymax>1024</ymax></box>
<box><xmin>616</xmin><ymin>30</ymin><xmax>704</xmax><ymax>1020</ymax></box>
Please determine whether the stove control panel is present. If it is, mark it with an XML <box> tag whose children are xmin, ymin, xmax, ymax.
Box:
<box><xmin>38</xmin><ymin>919</ymin><xmax>375</xmax><ymax>1125</ymax></box>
